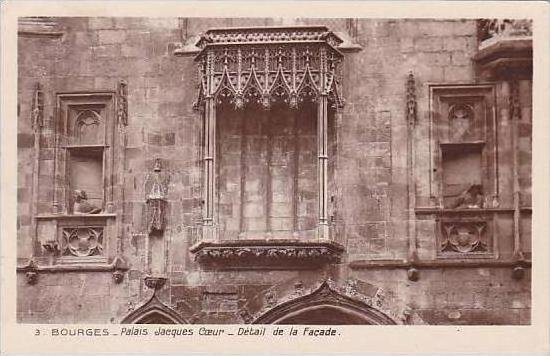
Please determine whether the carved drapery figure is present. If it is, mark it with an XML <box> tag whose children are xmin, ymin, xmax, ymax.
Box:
<box><xmin>145</xmin><ymin>159</ymin><xmax>170</xmax><ymax>235</ymax></box>
<box><xmin>73</xmin><ymin>189</ymin><xmax>102</xmax><ymax>214</ymax></box>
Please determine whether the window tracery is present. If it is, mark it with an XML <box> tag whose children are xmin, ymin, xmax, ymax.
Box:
<box><xmin>190</xmin><ymin>26</ymin><xmax>346</xmax><ymax>263</ymax></box>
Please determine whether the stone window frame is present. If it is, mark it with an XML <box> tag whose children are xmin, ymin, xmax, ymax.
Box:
<box><xmin>184</xmin><ymin>26</ymin><xmax>347</xmax><ymax>267</ymax></box>
<box><xmin>423</xmin><ymin>83</ymin><xmax>500</xmax><ymax>260</ymax></box>
<box><xmin>31</xmin><ymin>87</ymin><xmax>127</xmax><ymax>268</ymax></box>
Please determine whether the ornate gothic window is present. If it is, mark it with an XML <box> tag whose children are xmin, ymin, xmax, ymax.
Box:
<box><xmin>423</xmin><ymin>84</ymin><xmax>498</xmax><ymax>259</ymax></box>
<box><xmin>30</xmin><ymin>84</ymin><xmax>128</xmax><ymax>270</ymax></box>
<box><xmin>188</xmin><ymin>26</ymin><xmax>345</xmax><ymax>267</ymax></box>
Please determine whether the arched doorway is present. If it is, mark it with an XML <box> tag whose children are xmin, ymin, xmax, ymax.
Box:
<box><xmin>252</xmin><ymin>281</ymin><xmax>397</xmax><ymax>325</ymax></box>
<box><xmin>274</xmin><ymin>305</ymin><xmax>385</xmax><ymax>325</ymax></box>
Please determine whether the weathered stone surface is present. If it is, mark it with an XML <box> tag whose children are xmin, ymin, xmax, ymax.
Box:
<box><xmin>16</xmin><ymin>17</ymin><xmax>531</xmax><ymax>325</ymax></box>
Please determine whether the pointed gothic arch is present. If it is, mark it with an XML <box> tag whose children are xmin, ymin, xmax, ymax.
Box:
<box><xmin>252</xmin><ymin>281</ymin><xmax>398</xmax><ymax>325</ymax></box>
<box><xmin>121</xmin><ymin>294</ymin><xmax>187</xmax><ymax>324</ymax></box>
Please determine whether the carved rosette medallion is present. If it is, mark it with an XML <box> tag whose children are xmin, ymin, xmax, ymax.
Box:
<box><xmin>193</xmin><ymin>26</ymin><xmax>345</xmax><ymax>110</ymax></box>
<box><xmin>440</xmin><ymin>220</ymin><xmax>488</xmax><ymax>254</ymax></box>
<box><xmin>60</xmin><ymin>227</ymin><xmax>104</xmax><ymax>257</ymax></box>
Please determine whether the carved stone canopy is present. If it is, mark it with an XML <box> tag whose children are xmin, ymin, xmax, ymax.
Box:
<box><xmin>475</xmin><ymin>19</ymin><xmax>532</xmax><ymax>80</ymax></box>
<box><xmin>193</xmin><ymin>26</ymin><xmax>345</xmax><ymax>110</ymax></box>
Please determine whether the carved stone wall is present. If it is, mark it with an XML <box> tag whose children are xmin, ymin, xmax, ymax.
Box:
<box><xmin>17</xmin><ymin>17</ymin><xmax>531</xmax><ymax>325</ymax></box>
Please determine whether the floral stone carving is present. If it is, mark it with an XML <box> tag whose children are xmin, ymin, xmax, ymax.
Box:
<box><xmin>190</xmin><ymin>239</ymin><xmax>344</xmax><ymax>267</ymax></box>
<box><xmin>61</xmin><ymin>227</ymin><xmax>103</xmax><ymax>257</ymax></box>
<box><xmin>440</xmin><ymin>220</ymin><xmax>488</xmax><ymax>254</ymax></box>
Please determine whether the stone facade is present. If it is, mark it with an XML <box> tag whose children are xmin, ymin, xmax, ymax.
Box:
<box><xmin>17</xmin><ymin>17</ymin><xmax>532</xmax><ymax>325</ymax></box>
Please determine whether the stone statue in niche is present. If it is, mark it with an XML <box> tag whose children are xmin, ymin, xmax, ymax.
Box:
<box><xmin>73</xmin><ymin>189</ymin><xmax>102</xmax><ymax>214</ymax></box>
<box><xmin>449</xmin><ymin>184</ymin><xmax>484</xmax><ymax>209</ymax></box>
<box><xmin>145</xmin><ymin>159</ymin><xmax>169</xmax><ymax>235</ymax></box>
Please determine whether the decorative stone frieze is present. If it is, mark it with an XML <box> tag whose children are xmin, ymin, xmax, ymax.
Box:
<box><xmin>190</xmin><ymin>239</ymin><xmax>344</xmax><ymax>267</ymax></box>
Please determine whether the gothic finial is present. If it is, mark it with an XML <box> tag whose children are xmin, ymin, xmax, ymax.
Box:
<box><xmin>31</xmin><ymin>82</ymin><xmax>43</xmax><ymax>130</ymax></box>
<box><xmin>117</xmin><ymin>79</ymin><xmax>128</xmax><ymax>126</ymax></box>
<box><xmin>406</xmin><ymin>71</ymin><xmax>417</xmax><ymax>127</ymax></box>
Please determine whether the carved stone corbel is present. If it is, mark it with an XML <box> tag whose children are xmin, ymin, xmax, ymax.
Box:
<box><xmin>112</xmin><ymin>256</ymin><xmax>128</xmax><ymax>284</ymax></box>
<box><xmin>144</xmin><ymin>275</ymin><xmax>167</xmax><ymax>294</ymax></box>
<box><xmin>41</xmin><ymin>240</ymin><xmax>60</xmax><ymax>259</ymax></box>
<box><xmin>407</xmin><ymin>267</ymin><xmax>419</xmax><ymax>281</ymax></box>
<box><xmin>20</xmin><ymin>259</ymin><xmax>39</xmax><ymax>285</ymax></box>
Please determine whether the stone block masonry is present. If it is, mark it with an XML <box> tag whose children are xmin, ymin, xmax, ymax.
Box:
<box><xmin>16</xmin><ymin>17</ymin><xmax>531</xmax><ymax>325</ymax></box>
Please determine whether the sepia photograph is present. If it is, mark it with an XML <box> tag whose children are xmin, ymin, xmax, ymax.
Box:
<box><xmin>13</xmin><ymin>15</ymin><xmax>535</xmax><ymax>327</ymax></box>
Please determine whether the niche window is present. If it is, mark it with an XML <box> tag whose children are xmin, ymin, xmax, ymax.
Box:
<box><xmin>188</xmin><ymin>26</ymin><xmax>346</xmax><ymax>266</ymax></box>
<box><xmin>428</xmin><ymin>84</ymin><xmax>497</xmax><ymax>258</ymax></box>
<box><xmin>56</xmin><ymin>93</ymin><xmax>116</xmax><ymax>215</ymax></box>
<box><xmin>32</xmin><ymin>92</ymin><xmax>119</xmax><ymax>265</ymax></box>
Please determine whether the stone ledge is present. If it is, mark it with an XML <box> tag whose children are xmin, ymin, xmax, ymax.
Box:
<box><xmin>16</xmin><ymin>255</ymin><xmax>128</xmax><ymax>273</ymax></box>
<box><xmin>415</xmin><ymin>207</ymin><xmax>532</xmax><ymax>215</ymax></box>
<box><xmin>190</xmin><ymin>239</ymin><xmax>344</xmax><ymax>269</ymax></box>
<box><xmin>349</xmin><ymin>258</ymin><xmax>531</xmax><ymax>270</ymax></box>
<box><xmin>35</xmin><ymin>213</ymin><xmax>117</xmax><ymax>220</ymax></box>
<box><xmin>18</xmin><ymin>17</ymin><xmax>64</xmax><ymax>38</ymax></box>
